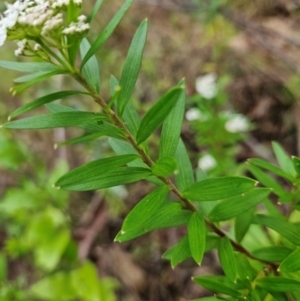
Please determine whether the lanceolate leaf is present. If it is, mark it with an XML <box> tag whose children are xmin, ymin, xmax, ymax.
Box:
<box><xmin>218</xmin><ymin>237</ymin><xmax>237</xmax><ymax>281</ymax></box>
<box><xmin>117</xmin><ymin>19</ymin><xmax>148</xmax><ymax>116</ymax></box>
<box><xmin>256</xmin><ymin>277</ymin><xmax>300</xmax><ymax>292</ymax></box>
<box><xmin>56</xmin><ymin>166</ymin><xmax>151</xmax><ymax>191</ymax></box>
<box><xmin>272</xmin><ymin>142</ymin><xmax>295</xmax><ymax>176</ymax></box>
<box><xmin>292</xmin><ymin>156</ymin><xmax>300</xmax><ymax>175</ymax></box>
<box><xmin>136</xmin><ymin>87</ymin><xmax>184</xmax><ymax>145</ymax></box>
<box><xmin>208</xmin><ymin>188</ymin><xmax>270</xmax><ymax>222</ymax></box>
<box><xmin>81</xmin><ymin>0</ymin><xmax>135</xmax><ymax>68</ymax></box>
<box><xmin>174</xmin><ymin>138</ymin><xmax>194</xmax><ymax>191</ymax></box>
<box><xmin>235</xmin><ymin>207</ymin><xmax>255</xmax><ymax>243</ymax></box>
<box><xmin>0</xmin><ymin>61</ymin><xmax>61</xmax><ymax>73</ymax></box>
<box><xmin>2</xmin><ymin>112</ymin><xmax>108</xmax><ymax>129</ymax></box>
<box><xmin>87</xmin><ymin>0</ymin><xmax>104</xmax><ymax>23</ymax></box>
<box><xmin>255</xmin><ymin>215</ymin><xmax>300</xmax><ymax>246</ymax></box>
<box><xmin>188</xmin><ymin>212</ymin><xmax>206</xmax><ymax>265</ymax></box>
<box><xmin>80</xmin><ymin>39</ymin><xmax>100</xmax><ymax>93</ymax></box>
<box><xmin>279</xmin><ymin>247</ymin><xmax>300</xmax><ymax>272</ymax></box>
<box><xmin>152</xmin><ymin>157</ymin><xmax>177</xmax><ymax>177</ymax></box>
<box><xmin>183</xmin><ymin>177</ymin><xmax>257</xmax><ymax>202</ymax></box>
<box><xmin>14</xmin><ymin>71</ymin><xmax>59</xmax><ymax>83</ymax></box>
<box><xmin>159</xmin><ymin>79</ymin><xmax>185</xmax><ymax>158</ymax></box>
<box><xmin>252</xmin><ymin>246</ymin><xmax>293</xmax><ymax>262</ymax></box>
<box><xmin>236</xmin><ymin>253</ymin><xmax>255</xmax><ymax>280</ymax></box>
<box><xmin>9</xmin><ymin>91</ymin><xmax>85</xmax><ymax>119</ymax></box>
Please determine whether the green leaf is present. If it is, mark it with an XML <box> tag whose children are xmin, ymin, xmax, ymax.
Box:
<box><xmin>80</xmin><ymin>38</ymin><xmax>100</xmax><ymax>93</ymax></box>
<box><xmin>162</xmin><ymin>235</ymin><xmax>191</xmax><ymax>268</ymax></box>
<box><xmin>256</xmin><ymin>277</ymin><xmax>300</xmax><ymax>292</ymax></box>
<box><xmin>14</xmin><ymin>71</ymin><xmax>59</xmax><ymax>83</ymax></box>
<box><xmin>183</xmin><ymin>177</ymin><xmax>257</xmax><ymax>202</ymax></box>
<box><xmin>81</xmin><ymin>0</ymin><xmax>135</xmax><ymax>68</ymax></box>
<box><xmin>174</xmin><ymin>138</ymin><xmax>194</xmax><ymax>191</ymax></box>
<box><xmin>152</xmin><ymin>157</ymin><xmax>177</xmax><ymax>177</ymax></box>
<box><xmin>188</xmin><ymin>212</ymin><xmax>206</xmax><ymax>265</ymax></box>
<box><xmin>117</xmin><ymin>19</ymin><xmax>148</xmax><ymax>116</ymax></box>
<box><xmin>272</xmin><ymin>142</ymin><xmax>295</xmax><ymax>176</ymax></box>
<box><xmin>2</xmin><ymin>111</ymin><xmax>108</xmax><ymax>129</ymax></box>
<box><xmin>136</xmin><ymin>87</ymin><xmax>184</xmax><ymax>145</ymax></box>
<box><xmin>9</xmin><ymin>91</ymin><xmax>85</xmax><ymax>119</ymax></box>
<box><xmin>279</xmin><ymin>247</ymin><xmax>300</xmax><ymax>272</ymax></box>
<box><xmin>236</xmin><ymin>253</ymin><xmax>255</xmax><ymax>280</ymax></box>
<box><xmin>269</xmin><ymin>292</ymin><xmax>289</xmax><ymax>301</ymax></box>
<box><xmin>193</xmin><ymin>276</ymin><xmax>242</xmax><ymax>298</ymax></box>
<box><xmin>252</xmin><ymin>246</ymin><xmax>293</xmax><ymax>262</ymax></box>
<box><xmin>0</xmin><ymin>60</ymin><xmax>61</xmax><ymax>72</ymax></box>
<box><xmin>208</xmin><ymin>188</ymin><xmax>270</xmax><ymax>222</ymax></box>
<box><xmin>217</xmin><ymin>238</ymin><xmax>237</xmax><ymax>281</ymax></box>
<box><xmin>87</xmin><ymin>0</ymin><xmax>104</xmax><ymax>23</ymax></box>
<box><xmin>248</xmin><ymin>158</ymin><xmax>295</xmax><ymax>182</ymax></box>
<box><xmin>247</xmin><ymin>164</ymin><xmax>288</xmax><ymax>197</ymax></box>
<box><xmin>189</xmin><ymin>298</ymin><xmax>223</xmax><ymax>301</ymax></box>
<box><xmin>255</xmin><ymin>215</ymin><xmax>300</xmax><ymax>246</ymax></box>
<box><xmin>159</xmin><ymin>79</ymin><xmax>185</xmax><ymax>158</ymax></box>
<box><xmin>292</xmin><ymin>156</ymin><xmax>300</xmax><ymax>175</ymax></box>
<box><xmin>235</xmin><ymin>207</ymin><xmax>255</xmax><ymax>243</ymax></box>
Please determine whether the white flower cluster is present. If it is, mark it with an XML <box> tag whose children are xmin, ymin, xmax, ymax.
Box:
<box><xmin>195</xmin><ymin>73</ymin><xmax>218</xmax><ymax>99</ymax></box>
<box><xmin>0</xmin><ymin>0</ymin><xmax>88</xmax><ymax>53</ymax></box>
<box><xmin>224</xmin><ymin>113</ymin><xmax>249</xmax><ymax>133</ymax></box>
<box><xmin>198</xmin><ymin>154</ymin><xmax>217</xmax><ymax>172</ymax></box>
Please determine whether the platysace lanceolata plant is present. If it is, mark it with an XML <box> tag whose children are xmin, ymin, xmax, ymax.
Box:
<box><xmin>2</xmin><ymin>0</ymin><xmax>300</xmax><ymax>300</ymax></box>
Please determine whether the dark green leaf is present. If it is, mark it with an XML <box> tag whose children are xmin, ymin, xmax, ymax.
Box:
<box><xmin>117</xmin><ymin>19</ymin><xmax>148</xmax><ymax>116</ymax></box>
<box><xmin>0</xmin><ymin>61</ymin><xmax>60</xmax><ymax>72</ymax></box>
<box><xmin>235</xmin><ymin>207</ymin><xmax>255</xmax><ymax>243</ymax></box>
<box><xmin>255</xmin><ymin>215</ymin><xmax>300</xmax><ymax>246</ymax></box>
<box><xmin>136</xmin><ymin>87</ymin><xmax>184</xmax><ymax>145</ymax></box>
<box><xmin>174</xmin><ymin>138</ymin><xmax>194</xmax><ymax>191</ymax></box>
<box><xmin>9</xmin><ymin>91</ymin><xmax>85</xmax><ymax>119</ymax></box>
<box><xmin>81</xmin><ymin>0</ymin><xmax>135</xmax><ymax>68</ymax></box>
<box><xmin>162</xmin><ymin>235</ymin><xmax>191</xmax><ymax>268</ymax></box>
<box><xmin>269</xmin><ymin>292</ymin><xmax>289</xmax><ymax>301</ymax></box>
<box><xmin>80</xmin><ymin>38</ymin><xmax>100</xmax><ymax>93</ymax></box>
<box><xmin>2</xmin><ymin>111</ymin><xmax>107</xmax><ymax>129</ymax></box>
<box><xmin>272</xmin><ymin>142</ymin><xmax>295</xmax><ymax>176</ymax></box>
<box><xmin>248</xmin><ymin>158</ymin><xmax>295</xmax><ymax>182</ymax></box>
<box><xmin>218</xmin><ymin>238</ymin><xmax>237</xmax><ymax>281</ymax></box>
<box><xmin>152</xmin><ymin>157</ymin><xmax>177</xmax><ymax>177</ymax></box>
<box><xmin>292</xmin><ymin>156</ymin><xmax>300</xmax><ymax>176</ymax></box>
<box><xmin>257</xmin><ymin>277</ymin><xmax>300</xmax><ymax>292</ymax></box>
<box><xmin>209</xmin><ymin>188</ymin><xmax>270</xmax><ymax>222</ymax></box>
<box><xmin>279</xmin><ymin>247</ymin><xmax>300</xmax><ymax>272</ymax></box>
<box><xmin>183</xmin><ymin>177</ymin><xmax>257</xmax><ymax>202</ymax></box>
<box><xmin>87</xmin><ymin>0</ymin><xmax>104</xmax><ymax>23</ymax></box>
<box><xmin>252</xmin><ymin>246</ymin><xmax>293</xmax><ymax>262</ymax></box>
<box><xmin>193</xmin><ymin>276</ymin><xmax>242</xmax><ymax>298</ymax></box>
<box><xmin>188</xmin><ymin>212</ymin><xmax>206</xmax><ymax>265</ymax></box>
<box><xmin>159</xmin><ymin>79</ymin><xmax>185</xmax><ymax>158</ymax></box>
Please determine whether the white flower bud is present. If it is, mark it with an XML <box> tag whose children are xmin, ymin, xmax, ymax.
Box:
<box><xmin>195</xmin><ymin>73</ymin><xmax>218</xmax><ymax>99</ymax></box>
<box><xmin>198</xmin><ymin>154</ymin><xmax>217</xmax><ymax>172</ymax></box>
<box><xmin>225</xmin><ymin>114</ymin><xmax>249</xmax><ymax>133</ymax></box>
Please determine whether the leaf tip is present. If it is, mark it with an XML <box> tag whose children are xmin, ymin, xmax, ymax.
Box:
<box><xmin>254</xmin><ymin>181</ymin><xmax>259</xmax><ymax>186</ymax></box>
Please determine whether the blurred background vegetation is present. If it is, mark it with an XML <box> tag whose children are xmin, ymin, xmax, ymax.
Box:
<box><xmin>1</xmin><ymin>0</ymin><xmax>300</xmax><ymax>300</ymax></box>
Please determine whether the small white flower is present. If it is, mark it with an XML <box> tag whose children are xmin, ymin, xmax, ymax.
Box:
<box><xmin>195</xmin><ymin>73</ymin><xmax>218</xmax><ymax>99</ymax></box>
<box><xmin>198</xmin><ymin>154</ymin><xmax>217</xmax><ymax>171</ymax></box>
<box><xmin>225</xmin><ymin>114</ymin><xmax>249</xmax><ymax>133</ymax></box>
<box><xmin>34</xmin><ymin>43</ymin><xmax>41</xmax><ymax>51</ymax></box>
<box><xmin>185</xmin><ymin>108</ymin><xmax>202</xmax><ymax>121</ymax></box>
<box><xmin>73</xmin><ymin>0</ymin><xmax>82</xmax><ymax>5</ymax></box>
<box><xmin>14</xmin><ymin>38</ymin><xmax>27</xmax><ymax>56</ymax></box>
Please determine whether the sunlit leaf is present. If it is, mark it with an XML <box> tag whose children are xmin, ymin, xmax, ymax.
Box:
<box><xmin>208</xmin><ymin>188</ymin><xmax>270</xmax><ymax>222</ymax></box>
<box><xmin>252</xmin><ymin>246</ymin><xmax>292</xmax><ymax>263</ymax></box>
<box><xmin>183</xmin><ymin>177</ymin><xmax>256</xmax><ymax>202</ymax></box>
<box><xmin>279</xmin><ymin>247</ymin><xmax>300</xmax><ymax>272</ymax></box>
<box><xmin>136</xmin><ymin>87</ymin><xmax>184</xmax><ymax>145</ymax></box>
<box><xmin>272</xmin><ymin>142</ymin><xmax>295</xmax><ymax>176</ymax></box>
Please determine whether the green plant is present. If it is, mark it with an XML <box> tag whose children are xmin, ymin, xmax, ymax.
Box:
<box><xmin>1</xmin><ymin>0</ymin><xmax>300</xmax><ymax>300</ymax></box>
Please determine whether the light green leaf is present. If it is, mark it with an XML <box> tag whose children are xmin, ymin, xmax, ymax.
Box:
<box><xmin>208</xmin><ymin>188</ymin><xmax>270</xmax><ymax>222</ymax></box>
<box><xmin>218</xmin><ymin>237</ymin><xmax>237</xmax><ymax>281</ymax></box>
<box><xmin>248</xmin><ymin>158</ymin><xmax>295</xmax><ymax>182</ymax></box>
<box><xmin>292</xmin><ymin>156</ymin><xmax>300</xmax><ymax>176</ymax></box>
<box><xmin>251</xmin><ymin>246</ymin><xmax>293</xmax><ymax>263</ymax></box>
<box><xmin>159</xmin><ymin>79</ymin><xmax>185</xmax><ymax>158</ymax></box>
<box><xmin>187</xmin><ymin>212</ymin><xmax>205</xmax><ymax>265</ymax></box>
<box><xmin>14</xmin><ymin>71</ymin><xmax>59</xmax><ymax>83</ymax></box>
<box><xmin>0</xmin><ymin>60</ymin><xmax>61</xmax><ymax>72</ymax></box>
<box><xmin>152</xmin><ymin>157</ymin><xmax>177</xmax><ymax>177</ymax></box>
<box><xmin>80</xmin><ymin>38</ymin><xmax>100</xmax><ymax>93</ymax></box>
<box><xmin>193</xmin><ymin>276</ymin><xmax>242</xmax><ymax>298</ymax></box>
<box><xmin>162</xmin><ymin>235</ymin><xmax>191</xmax><ymax>268</ymax></box>
<box><xmin>174</xmin><ymin>138</ymin><xmax>194</xmax><ymax>191</ymax></box>
<box><xmin>136</xmin><ymin>87</ymin><xmax>184</xmax><ymax>145</ymax></box>
<box><xmin>235</xmin><ymin>207</ymin><xmax>255</xmax><ymax>243</ymax></box>
<box><xmin>279</xmin><ymin>247</ymin><xmax>300</xmax><ymax>272</ymax></box>
<box><xmin>81</xmin><ymin>0</ymin><xmax>135</xmax><ymax>68</ymax></box>
<box><xmin>272</xmin><ymin>142</ymin><xmax>295</xmax><ymax>176</ymax></box>
<box><xmin>9</xmin><ymin>91</ymin><xmax>85</xmax><ymax>119</ymax></box>
<box><xmin>257</xmin><ymin>277</ymin><xmax>300</xmax><ymax>292</ymax></box>
<box><xmin>255</xmin><ymin>215</ymin><xmax>300</xmax><ymax>246</ymax></box>
<box><xmin>117</xmin><ymin>19</ymin><xmax>148</xmax><ymax>116</ymax></box>
<box><xmin>183</xmin><ymin>177</ymin><xmax>257</xmax><ymax>202</ymax></box>
<box><xmin>87</xmin><ymin>0</ymin><xmax>104</xmax><ymax>23</ymax></box>
<box><xmin>2</xmin><ymin>111</ymin><xmax>108</xmax><ymax>129</ymax></box>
